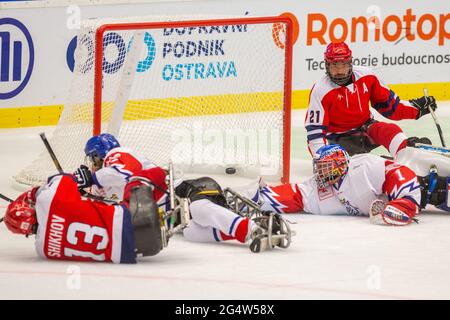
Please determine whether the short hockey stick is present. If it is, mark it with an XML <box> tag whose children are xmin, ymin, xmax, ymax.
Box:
<box><xmin>0</xmin><ymin>193</ymin><xmax>13</xmax><ymax>203</ymax></box>
<box><xmin>40</xmin><ymin>132</ymin><xmax>64</xmax><ymax>174</ymax></box>
<box><xmin>39</xmin><ymin>132</ymin><xmax>118</xmax><ymax>203</ymax></box>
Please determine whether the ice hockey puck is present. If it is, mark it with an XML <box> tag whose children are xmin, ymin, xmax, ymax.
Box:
<box><xmin>225</xmin><ymin>167</ymin><xmax>236</xmax><ymax>175</ymax></box>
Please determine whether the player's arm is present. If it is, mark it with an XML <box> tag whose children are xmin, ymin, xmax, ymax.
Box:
<box><xmin>91</xmin><ymin>166</ymin><xmax>130</xmax><ymax>190</ymax></box>
<box><xmin>91</xmin><ymin>150</ymin><xmax>143</xmax><ymax>189</ymax></box>
<box><xmin>369</xmin><ymin>74</ymin><xmax>436</xmax><ymax>120</ymax></box>
<box><xmin>370</xmin><ymin>162</ymin><xmax>421</xmax><ymax>226</ymax></box>
<box><xmin>305</xmin><ymin>85</ymin><xmax>329</xmax><ymax>156</ymax></box>
<box><xmin>123</xmin><ymin>166</ymin><xmax>168</xmax><ymax>204</ymax></box>
<box><xmin>73</xmin><ymin>164</ymin><xmax>125</xmax><ymax>191</ymax></box>
<box><xmin>259</xmin><ymin>183</ymin><xmax>304</xmax><ymax>214</ymax></box>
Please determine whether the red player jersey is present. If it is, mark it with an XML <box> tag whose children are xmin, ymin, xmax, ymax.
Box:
<box><xmin>91</xmin><ymin>147</ymin><xmax>160</xmax><ymax>201</ymax></box>
<box><xmin>305</xmin><ymin>66</ymin><xmax>419</xmax><ymax>154</ymax></box>
<box><xmin>34</xmin><ymin>175</ymin><xmax>136</xmax><ymax>263</ymax></box>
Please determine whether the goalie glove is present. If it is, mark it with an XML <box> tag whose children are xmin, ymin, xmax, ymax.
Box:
<box><xmin>369</xmin><ymin>198</ymin><xmax>418</xmax><ymax>226</ymax></box>
<box><xmin>409</xmin><ymin>95</ymin><xmax>437</xmax><ymax>119</ymax></box>
<box><xmin>73</xmin><ymin>165</ymin><xmax>93</xmax><ymax>190</ymax></box>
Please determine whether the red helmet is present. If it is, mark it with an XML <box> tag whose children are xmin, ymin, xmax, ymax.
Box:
<box><xmin>4</xmin><ymin>200</ymin><xmax>37</xmax><ymax>236</ymax></box>
<box><xmin>324</xmin><ymin>42</ymin><xmax>352</xmax><ymax>63</ymax></box>
<box><xmin>324</xmin><ymin>42</ymin><xmax>353</xmax><ymax>85</ymax></box>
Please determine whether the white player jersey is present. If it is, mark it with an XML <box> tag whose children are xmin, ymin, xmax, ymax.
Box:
<box><xmin>91</xmin><ymin>147</ymin><xmax>158</xmax><ymax>201</ymax></box>
<box><xmin>300</xmin><ymin>154</ymin><xmax>388</xmax><ymax>216</ymax></box>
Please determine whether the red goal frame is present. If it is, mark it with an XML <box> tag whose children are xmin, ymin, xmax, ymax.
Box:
<box><xmin>93</xmin><ymin>16</ymin><xmax>293</xmax><ymax>183</ymax></box>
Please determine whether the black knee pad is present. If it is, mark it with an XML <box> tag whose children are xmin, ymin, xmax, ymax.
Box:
<box><xmin>328</xmin><ymin>133</ymin><xmax>378</xmax><ymax>156</ymax></box>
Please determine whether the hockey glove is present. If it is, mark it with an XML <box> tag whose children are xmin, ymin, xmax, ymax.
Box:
<box><xmin>74</xmin><ymin>165</ymin><xmax>93</xmax><ymax>189</ymax></box>
<box><xmin>369</xmin><ymin>198</ymin><xmax>418</xmax><ymax>226</ymax></box>
<box><xmin>410</xmin><ymin>95</ymin><xmax>437</xmax><ymax>119</ymax></box>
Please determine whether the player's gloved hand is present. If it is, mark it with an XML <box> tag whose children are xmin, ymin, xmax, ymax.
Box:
<box><xmin>73</xmin><ymin>165</ymin><xmax>93</xmax><ymax>189</ymax></box>
<box><xmin>369</xmin><ymin>198</ymin><xmax>418</xmax><ymax>226</ymax></box>
<box><xmin>409</xmin><ymin>96</ymin><xmax>437</xmax><ymax>119</ymax></box>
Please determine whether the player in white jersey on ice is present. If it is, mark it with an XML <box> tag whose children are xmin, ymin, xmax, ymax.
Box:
<box><xmin>255</xmin><ymin>144</ymin><xmax>450</xmax><ymax>225</ymax></box>
<box><xmin>72</xmin><ymin>133</ymin><xmax>289</xmax><ymax>253</ymax></box>
<box><xmin>73</xmin><ymin>133</ymin><xmax>165</xmax><ymax>202</ymax></box>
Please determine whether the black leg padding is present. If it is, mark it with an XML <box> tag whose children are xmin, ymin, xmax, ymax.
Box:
<box><xmin>129</xmin><ymin>185</ymin><xmax>162</xmax><ymax>257</ymax></box>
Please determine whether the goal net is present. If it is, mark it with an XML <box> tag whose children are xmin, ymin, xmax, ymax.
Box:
<box><xmin>14</xmin><ymin>15</ymin><xmax>292</xmax><ymax>187</ymax></box>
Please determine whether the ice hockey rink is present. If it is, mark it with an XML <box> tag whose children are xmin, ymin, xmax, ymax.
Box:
<box><xmin>0</xmin><ymin>104</ymin><xmax>449</xmax><ymax>300</ymax></box>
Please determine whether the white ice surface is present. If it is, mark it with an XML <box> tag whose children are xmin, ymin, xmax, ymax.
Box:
<box><xmin>1</xmin><ymin>103</ymin><xmax>450</xmax><ymax>300</ymax></box>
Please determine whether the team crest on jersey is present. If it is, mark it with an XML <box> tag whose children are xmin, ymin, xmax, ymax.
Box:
<box><xmin>318</xmin><ymin>186</ymin><xmax>334</xmax><ymax>201</ymax></box>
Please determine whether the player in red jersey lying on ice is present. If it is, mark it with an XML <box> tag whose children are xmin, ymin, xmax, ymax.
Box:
<box><xmin>2</xmin><ymin>131</ymin><xmax>170</xmax><ymax>263</ymax></box>
<box><xmin>2</xmin><ymin>133</ymin><xmax>292</xmax><ymax>262</ymax></box>
<box><xmin>3</xmin><ymin>167</ymin><xmax>169</xmax><ymax>263</ymax></box>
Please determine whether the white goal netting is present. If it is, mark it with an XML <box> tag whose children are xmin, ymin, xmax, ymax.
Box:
<box><xmin>14</xmin><ymin>15</ymin><xmax>292</xmax><ymax>187</ymax></box>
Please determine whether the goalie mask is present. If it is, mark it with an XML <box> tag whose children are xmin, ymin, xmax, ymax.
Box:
<box><xmin>84</xmin><ymin>133</ymin><xmax>120</xmax><ymax>170</ymax></box>
<box><xmin>313</xmin><ymin>144</ymin><xmax>350</xmax><ymax>189</ymax></box>
<box><xmin>324</xmin><ymin>42</ymin><xmax>353</xmax><ymax>86</ymax></box>
<box><xmin>4</xmin><ymin>200</ymin><xmax>37</xmax><ymax>236</ymax></box>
